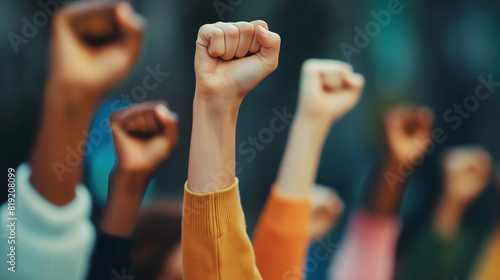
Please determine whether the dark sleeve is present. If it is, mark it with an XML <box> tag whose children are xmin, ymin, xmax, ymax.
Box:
<box><xmin>399</xmin><ymin>223</ymin><xmax>483</xmax><ymax>280</ymax></box>
<box><xmin>86</xmin><ymin>230</ymin><xmax>133</xmax><ymax>280</ymax></box>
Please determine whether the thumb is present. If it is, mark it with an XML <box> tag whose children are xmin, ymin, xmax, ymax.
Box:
<box><xmin>153</xmin><ymin>104</ymin><xmax>179</xmax><ymax>149</ymax></box>
<box><xmin>115</xmin><ymin>2</ymin><xmax>145</xmax><ymax>61</ymax></box>
<box><xmin>343</xmin><ymin>73</ymin><xmax>365</xmax><ymax>92</ymax></box>
<box><xmin>154</xmin><ymin>103</ymin><xmax>174</xmax><ymax>125</ymax></box>
<box><xmin>255</xmin><ymin>25</ymin><xmax>281</xmax><ymax>68</ymax></box>
<box><xmin>110</xmin><ymin>121</ymin><xmax>128</xmax><ymax>152</ymax></box>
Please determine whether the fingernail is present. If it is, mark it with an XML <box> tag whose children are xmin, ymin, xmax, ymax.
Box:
<box><xmin>259</xmin><ymin>25</ymin><xmax>270</xmax><ymax>37</ymax></box>
<box><xmin>155</xmin><ymin>104</ymin><xmax>169</xmax><ymax>120</ymax></box>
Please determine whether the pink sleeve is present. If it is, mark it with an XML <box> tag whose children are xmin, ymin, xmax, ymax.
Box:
<box><xmin>329</xmin><ymin>210</ymin><xmax>400</xmax><ymax>280</ymax></box>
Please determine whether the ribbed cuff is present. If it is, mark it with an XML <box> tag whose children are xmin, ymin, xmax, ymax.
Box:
<box><xmin>15</xmin><ymin>163</ymin><xmax>92</xmax><ymax>236</ymax></box>
<box><xmin>260</xmin><ymin>186</ymin><xmax>311</xmax><ymax>235</ymax></box>
<box><xmin>182</xmin><ymin>178</ymin><xmax>245</xmax><ymax>237</ymax></box>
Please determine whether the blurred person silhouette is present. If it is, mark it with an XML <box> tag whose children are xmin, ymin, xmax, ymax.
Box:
<box><xmin>329</xmin><ymin>105</ymin><xmax>435</xmax><ymax>280</ymax></box>
<box><xmin>0</xmin><ymin>2</ymin><xmax>145</xmax><ymax>279</ymax></box>
<box><xmin>252</xmin><ymin>59</ymin><xmax>364</xmax><ymax>280</ymax></box>
<box><xmin>87</xmin><ymin>102</ymin><xmax>179</xmax><ymax>279</ymax></box>
<box><xmin>131</xmin><ymin>203</ymin><xmax>182</xmax><ymax>280</ymax></box>
<box><xmin>470</xmin><ymin>168</ymin><xmax>500</xmax><ymax>280</ymax></box>
<box><xmin>182</xmin><ymin>20</ymin><xmax>281</xmax><ymax>279</ymax></box>
<box><xmin>399</xmin><ymin>146</ymin><xmax>492</xmax><ymax>280</ymax></box>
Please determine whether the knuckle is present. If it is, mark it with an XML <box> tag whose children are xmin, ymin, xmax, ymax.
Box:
<box><xmin>237</xmin><ymin>22</ymin><xmax>254</xmax><ymax>36</ymax></box>
<box><xmin>212</xmin><ymin>28</ymin><xmax>224</xmax><ymax>38</ymax></box>
<box><xmin>198</xmin><ymin>24</ymin><xmax>212</xmax><ymax>35</ymax></box>
<box><xmin>225</xmin><ymin>25</ymin><xmax>239</xmax><ymax>38</ymax></box>
<box><xmin>302</xmin><ymin>59</ymin><xmax>319</xmax><ymax>72</ymax></box>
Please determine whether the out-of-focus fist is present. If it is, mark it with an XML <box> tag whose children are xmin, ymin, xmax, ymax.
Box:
<box><xmin>308</xmin><ymin>185</ymin><xmax>344</xmax><ymax>241</ymax></box>
<box><xmin>384</xmin><ymin>105</ymin><xmax>434</xmax><ymax>164</ymax></box>
<box><xmin>194</xmin><ymin>21</ymin><xmax>281</xmax><ymax>104</ymax></box>
<box><xmin>443</xmin><ymin>146</ymin><xmax>492</xmax><ymax>204</ymax></box>
<box><xmin>49</xmin><ymin>1</ymin><xmax>145</xmax><ymax>96</ymax></box>
<box><xmin>110</xmin><ymin>102</ymin><xmax>179</xmax><ymax>175</ymax></box>
<box><xmin>297</xmin><ymin>59</ymin><xmax>365</xmax><ymax>123</ymax></box>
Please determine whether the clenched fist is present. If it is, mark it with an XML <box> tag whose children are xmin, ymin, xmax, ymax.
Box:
<box><xmin>384</xmin><ymin>105</ymin><xmax>434</xmax><ymax>165</ymax></box>
<box><xmin>443</xmin><ymin>146</ymin><xmax>492</xmax><ymax>204</ymax></box>
<box><xmin>49</xmin><ymin>1</ymin><xmax>145</xmax><ymax>97</ymax></box>
<box><xmin>297</xmin><ymin>59</ymin><xmax>365</xmax><ymax>123</ymax></box>
<box><xmin>194</xmin><ymin>21</ymin><xmax>281</xmax><ymax>105</ymax></box>
<box><xmin>110</xmin><ymin>102</ymin><xmax>179</xmax><ymax>176</ymax></box>
<box><xmin>309</xmin><ymin>185</ymin><xmax>344</xmax><ymax>241</ymax></box>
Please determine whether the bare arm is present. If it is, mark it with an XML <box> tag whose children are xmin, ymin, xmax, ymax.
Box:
<box><xmin>29</xmin><ymin>2</ymin><xmax>144</xmax><ymax>206</ymax></box>
<box><xmin>277</xmin><ymin>59</ymin><xmax>364</xmax><ymax>199</ymax></box>
<box><xmin>365</xmin><ymin>105</ymin><xmax>434</xmax><ymax>215</ymax></box>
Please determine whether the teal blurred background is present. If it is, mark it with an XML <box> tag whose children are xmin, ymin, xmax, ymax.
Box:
<box><xmin>1</xmin><ymin>0</ymin><xmax>500</xmax><ymax>278</ymax></box>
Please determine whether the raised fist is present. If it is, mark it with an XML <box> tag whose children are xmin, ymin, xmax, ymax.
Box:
<box><xmin>194</xmin><ymin>21</ymin><xmax>281</xmax><ymax>104</ymax></box>
<box><xmin>110</xmin><ymin>102</ymin><xmax>179</xmax><ymax>175</ymax></box>
<box><xmin>308</xmin><ymin>185</ymin><xmax>344</xmax><ymax>241</ymax></box>
<box><xmin>443</xmin><ymin>146</ymin><xmax>492</xmax><ymax>204</ymax></box>
<box><xmin>384</xmin><ymin>105</ymin><xmax>434</xmax><ymax>164</ymax></box>
<box><xmin>49</xmin><ymin>1</ymin><xmax>145</xmax><ymax>96</ymax></box>
<box><xmin>297</xmin><ymin>59</ymin><xmax>365</xmax><ymax>123</ymax></box>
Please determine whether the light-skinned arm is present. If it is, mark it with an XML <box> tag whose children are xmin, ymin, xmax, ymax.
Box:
<box><xmin>182</xmin><ymin>21</ymin><xmax>280</xmax><ymax>280</ymax></box>
<box><xmin>254</xmin><ymin>59</ymin><xmax>363</xmax><ymax>280</ymax></box>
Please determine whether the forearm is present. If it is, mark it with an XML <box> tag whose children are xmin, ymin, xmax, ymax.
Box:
<box><xmin>187</xmin><ymin>96</ymin><xmax>239</xmax><ymax>193</ymax></box>
<box><xmin>276</xmin><ymin>116</ymin><xmax>332</xmax><ymax>199</ymax></box>
<box><xmin>364</xmin><ymin>157</ymin><xmax>410</xmax><ymax>216</ymax></box>
<box><xmin>433</xmin><ymin>196</ymin><xmax>464</xmax><ymax>240</ymax></box>
<box><xmin>29</xmin><ymin>80</ymin><xmax>100</xmax><ymax>206</ymax></box>
<box><xmin>100</xmin><ymin>169</ymin><xmax>150</xmax><ymax>237</ymax></box>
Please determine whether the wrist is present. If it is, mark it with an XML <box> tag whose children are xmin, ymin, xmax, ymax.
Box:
<box><xmin>45</xmin><ymin>77</ymin><xmax>104</xmax><ymax>108</ymax></box>
<box><xmin>108</xmin><ymin>168</ymin><xmax>151</xmax><ymax>201</ymax></box>
<box><xmin>293</xmin><ymin>114</ymin><xmax>334</xmax><ymax>139</ymax></box>
<box><xmin>434</xmin><ymin>195</ymin><xmax>464</xmax><ymax>239</ymax></box>
<box><xmin>193</xmin><ymin>94</ymin><xmax>241</xmax><ymax>123</ymax></box>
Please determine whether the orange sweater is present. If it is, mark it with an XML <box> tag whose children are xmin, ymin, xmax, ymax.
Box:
<box><xmin>182</xmin><ymin>178</ymin><xmax>262</xmax><ymax>280</ymax></box>
<box><xmin>470</xmin><ymin>227</ymin><xmax>500</xmax><ymax>280</ymax></box>
<box><xmin>253</xmin><ymin>187</ymin><xmax>312</xmax><ymax>280</ymax></box>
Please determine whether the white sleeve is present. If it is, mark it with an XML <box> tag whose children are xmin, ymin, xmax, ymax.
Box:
<box><xmin>0</xmin><ymin>163</ymin><xmax>96</xmax><ymax>280</ymax></box>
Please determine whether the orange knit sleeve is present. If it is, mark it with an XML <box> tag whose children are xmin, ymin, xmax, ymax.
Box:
<box><xmin>470</xmin><ymin>228</ymin><xmax>500</xmax><ymax>280</ymax></box>
<box><xmin>253</xmin><ymin>186</ymin><xmax>311</xmax><ymax>280</ymax></box>
<box><xmin>182</xmin><ymin>178</ymin><xmax>262</xmax><ymax>280</ymax></box>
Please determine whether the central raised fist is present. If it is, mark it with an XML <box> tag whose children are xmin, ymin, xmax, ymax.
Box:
<box><xmin>194</xmin><ymin>21</ymin><xmax>281</xmax><ymax>103</ymax></box>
